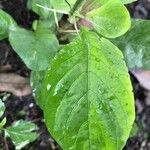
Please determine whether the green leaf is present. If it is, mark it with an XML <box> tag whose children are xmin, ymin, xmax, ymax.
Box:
<box><xmin>39</xmin><ymin>30</ymin><xmax>135</xmax><ymax>150</ymax></box>
<box><xmin>87</xmin><ymin>0</ymin><xmax>131</xmax><ymax>38</ymax></box>
<box><xmin>32</xmin><ymin>19</ymin><xmax>55</xmax><ymax>31</ymax></box>
<box><xmin>51</xmin><ymin>0</ymin><xmax>75</xmax><ymax>12</ymax></box>
<box><xmin>5</xmin><ymin>120</ymin><xmax>39</xmax><ymax>150</ymax></box>
<box><xmin>32</xmin><ymin>0</ymin><xmax>53</xmax><ymax>18</ymax></box>
<box><xmin>70</xmin><ymin>0</ymin><xmax>85</xmax><ymax>16</ymax></box>
<box><xmin>112</xmin><ymin>19</ymin><xmax>150</xmax><ymax>70</ymax></box>
<box><xmin>9</xmin><ymin>26</ymin><xmax>59</xmax><ymax>71</ymax></box>
<box><xmin>31</xmin><ymin>71</ymin><xmax>45</xmax><ymax>102</ymax></box>
<box><xmin>0</xmin><ymin>9</ymin><xmax>16</xmax><ymax>40</ymax></box>
<box><xmin>0</xmin><ymin>100</ymin><xmax>5</xmax><ymax>117</ymax></box>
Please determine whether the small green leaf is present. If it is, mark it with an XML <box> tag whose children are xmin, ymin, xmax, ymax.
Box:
<box><xmin>5</xmin><ymin>120</ymin><xmax>39</xmax><ymax>150</ymax></box>
<box><xmin>87</xmin><ymin>0</ymin><xmax>131</xmax><ymax>38</ymax></box>
<box><xmin>9</xmin><ymin>26</ymin><xmax>59</xmax><ymax>71</ymax></box>
<box><xmin>0</xmin><ymin>100</ymin><xmax>5</xmax><ymax>117</ymax></box>
<box><xmin>0</xmin><ymin>9</ymin><xmax>16</xmax><ymax>40</ymax></box>
<box><xmin>112</xmin><ymin>19</ymin><xmax>150</xmax><ymax>70</ymax></box>
<box><xmin>39</xmin><ymin>30</ymin><xmax>135</xmax><ymax>150</ymax></box>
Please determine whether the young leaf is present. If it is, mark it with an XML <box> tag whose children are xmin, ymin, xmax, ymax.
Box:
<box><xmin>39</xmin><ymin>30</ymin><xmax>135</xmax><ymax>150</ymax></box>
<box><xmin>0</xmin><ymin>9</ymin><xmax>16</xmax><ymax>40</ymax></box>
<box><xmin>5</xmin><ymin>120</ymin><xmax>39</xmax><ymax>150</ymax></box>
<box><xmin>87</xmin><ymin>0</ymin><xmax>131</xmax><ymax>38</ymax></box>
<box><xmin>112</xmin><ymin>19</ymin><xmax>150</xmax><ymax>70</ymax></box>
<box><xmin>9</xmin><ymin>26</ymin><xmax>59</xmax><ymax>71</ymax></box>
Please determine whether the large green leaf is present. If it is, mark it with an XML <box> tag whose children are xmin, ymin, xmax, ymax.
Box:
<box><xmin>39</xmin><ymin>30</ymin><xmax>135</xmax><ymax>150</ymax></box>
<box><xmin>0</xmin><ymin>9</ymin><xmax>16</xmax><ymax>40</ymax></box>
<box><xmin>5</xmin><ymin>120</ymin><xmax>39</xmax><ymax>149</ymax></box>
<box><xmin>113</xmin><ymin>19</ymin><xmax>150</xmax><ymax>70</ymax></box>
<box><xmin>87</xmin><ymin>0</ymin><xmax>131</xmax><ymax>38</ymax></box>
<box><xmin>9</xmin><ymin>26</ymin><xmax>59</xmax><ymax>71</ymax></box>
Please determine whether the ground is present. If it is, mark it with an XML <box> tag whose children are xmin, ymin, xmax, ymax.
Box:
<box><xmin>0</xmin><ymin>0</ymin><xmax>150</xmax><ymax>149</ymax></box>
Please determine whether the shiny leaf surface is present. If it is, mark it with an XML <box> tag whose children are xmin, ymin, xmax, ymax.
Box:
<box><xmin>87</xmin><ymin>0</ymin><xmax>131</xmax><ymax>38</ymax></box>
<box><xmin>39</xmin><ymin>30</ymin><xmax>135</xmax><ymax>150</ymax></box>
<box><xmin>113</xmin><ymin>19</ymin><xmax>150</xmax><ymax>70</ymax></box>
<box><xmin>9</xmin><ymin>26</ymin><xmax>59</xmax><ymax>71</ymax></box>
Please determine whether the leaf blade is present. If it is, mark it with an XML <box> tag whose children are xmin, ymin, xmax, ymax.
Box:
<box><xmin>5</xmin><ymin>120</ymin><xmax>39</xmax><ymax>150</ymax></box>
<box><xmin>9</xmin><ymin>26</ymin><xmax>59</xmax><ymax>71</ymax></box>
<box><xmin>39</xmin><ymin>30</ymin><xmax>135</xmax><ymax>150</ymax></box>
<box><xmin>0</xmin><ymin>9</ymin><xmax>16</xmax><ymax>40</ymax></box>
<box><xmin>112</xmin><ymin>19</ymin><xmax>150</xmax><ymax>70</ymax></box>
<box><xmin>87</xmin><ymin>0</ymin><xmax>131</xmax><ymax>38</ymax></box>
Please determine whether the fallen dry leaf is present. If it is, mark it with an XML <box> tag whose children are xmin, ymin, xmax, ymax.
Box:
<box><xmin>0</xmin><ymin>65</ymin><xmax>12</xmax><ymax>72</ymax></box>
<box><xmin>0</xmin><ymin>73</ymin><xmax>31</xmax><ymax>96</ymax></box>
<box><xmin>131</xmin><ymin>69</ymin><xmax>150</xmax><ymax>91</ymax></box>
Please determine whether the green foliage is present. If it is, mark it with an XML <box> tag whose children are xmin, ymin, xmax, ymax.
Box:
<box><xmin>31</xmin><ymin>71</ymin><xmax>45</xmax><ymax>101</ymax></box>
<box><xmin>113</xmin><ymin>19</ymin><xmax>150</xmax><ymax>70</ymax></box>
<box><xmin>1</xmin><ymin>0</ymin><xmax>148</xmax><ymax>149</ymax></box>
<box><xmin>9</xmin><ymin>26</ymin><xmax>59</xmax><ymax>70</ymax></box>
<box><xmin>39</xmin><ymin>30</ymin><xmax>135</xmax><ymax>150</ymax></box>
<box><xmin>70</xmin><ymin>0</ymin><xmax>85</xmax><ymax>16</ymax></box>
<box><xmin>0</xmin><ymin>98</ymin><xmax>38</xmax><ymax>149</ymax></box>
<box><xmin>87</xmin><ymin>0</ymin><xmax>131</xmax><ymax>38</ymax></box>
<box><xmin>5</xmin><ymin>120</ymin><xmax>39</xmax><ymax>150</ymax></box>
<box><xmin>32</xmin><ymin>0</ymin><xmax>53</xmax><ymax>18</ymax></box>
<box><xmin>51</xmin><ymin>0</ymin><xmax>75</xmax><ymax>12</ymax></box>
<box><xmin>0</xmin><ymin>9</ymin><xmax>16</xmax><ymax>40</ymax></box>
